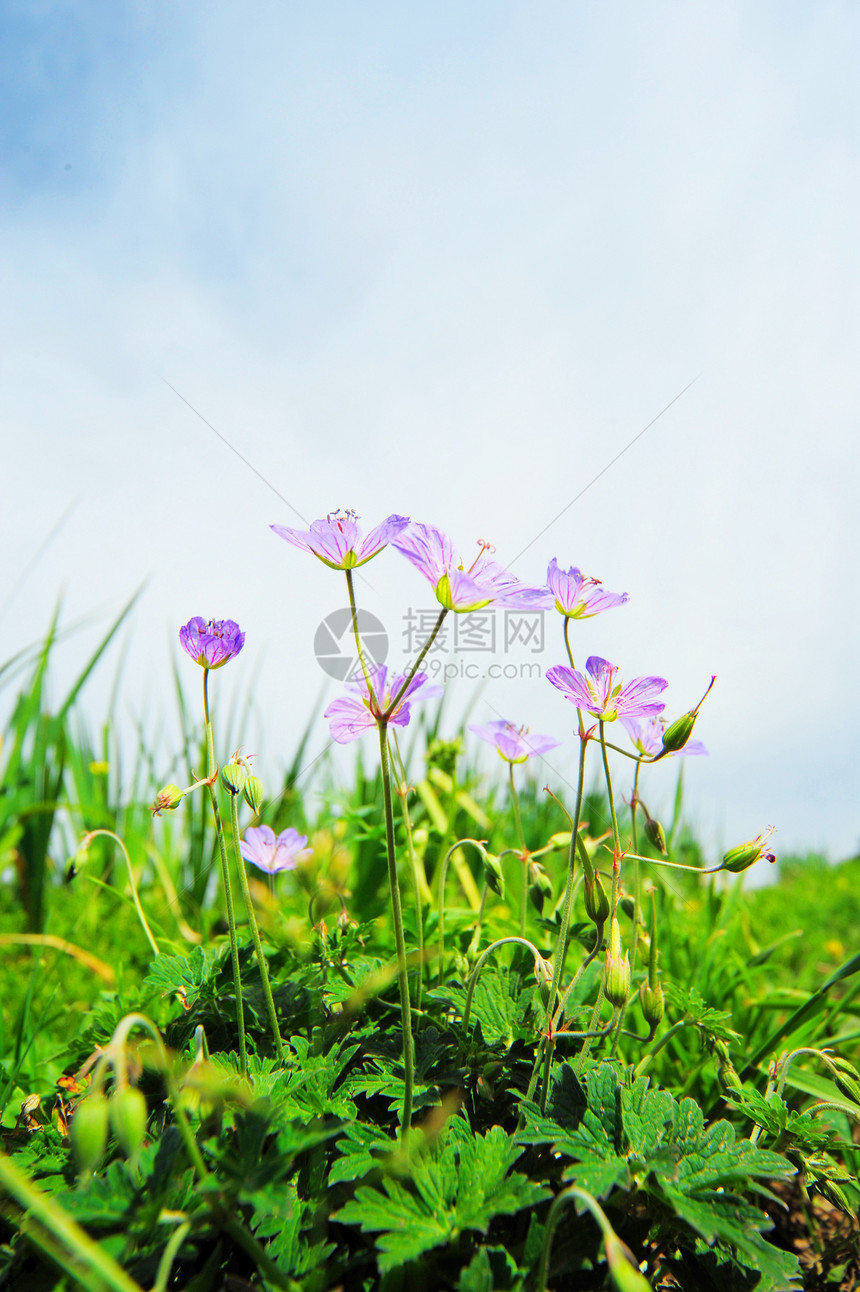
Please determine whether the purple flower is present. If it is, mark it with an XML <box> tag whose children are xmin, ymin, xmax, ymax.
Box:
<box><xmin>544</xmin><ymin>558</ymin><xmax>628</xmax><ymax>619</ymax></box>
<box><xmin>270</xmin><ymin>509</ymin><xmax>409</xmax><ymax>570</ymax></box>
<box><xmin>239</xmin><ymin>825</ymin><xmax>310</xmax><ymax>874</ymax></box>
<box><xmin>547</xmin><ymin>656</ymin><xmax>667</xmax><ymax>722</ymax></box>
<box><xmin>179</xmin><ymin>618</ymin><xmax>245</xmax><ymax>669</ymax></box>
<box><xmin>620</xmin><ymin>716</ymin><xmax>708</xmax><ymax>758</ymax></box>
<box><xmin>324</xmin><ymin>664</ymin><xmax>441</xmax><ymax>743</ymax></box>
<box><xmin>393</xmin><ymin>523</ymin><xmax>547</xmax><ymax>612</ymax></box>
<box><xmin>470</xmin><ymin>720</ymin><xmax>560</xmax><ymax>765</ymax></box>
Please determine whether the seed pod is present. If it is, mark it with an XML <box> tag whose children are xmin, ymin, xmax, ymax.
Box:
<box><xmin>722</xmin><ymin>827</ymin><xmax>776</xmax><ymax>873</ymax></box>
<box><xmin>109</xmin><ymin>1086</ymin><xmax>148</xmax><ymax>1158</ymax></box>
<box><xmin>660</xmin><ymin>712</ymin><xmax>696</xmax><ymax>754</ymax></box>
<box><xmin>243</xmin><ymin>776</ymin><xmax>263</xmax><ymax>815</ymax></box>
<box><xmin>533</xmin><ymin>955</ymin><xmax>555</xmax><ymax>1008</ymax></box>
<box><xmin>71</xmin><ymin>1092</ymin><xmax>110</xmax><ymax>1175</ymax></box>
<box><xmin>221</xmin><ymin>764</ymin><xmax>246</xmax><ymax>795</ymax></box>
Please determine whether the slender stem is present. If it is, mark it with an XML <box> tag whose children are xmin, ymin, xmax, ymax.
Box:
<box><xmin>345</xmin><ymin>568</ymin><xmax>378</xmax><ymax>703</ymax></box>
<box><xmin>437</xmin><ymin>839</ymin><xmax>488</xmax><ymax>988</ymax></box>
<box><xmin>633</xmin><ymin>1019</ymin><xmax>694</xmax><ymax>1078</ymax></box>
<box><xmin>533</xmin><ymin>734</ymin><xmax>588</xmax><ymax>1108</ymax></box>
<box><xmin>563</xmin><ymin>616</ymin><xmax>575</xmax><ymax>670</ymax></box>
<box><xmin>229</xmin><ymin>792</ymin><xmax>285</xmax><ymax>1062</ymax></box>
<box><xmin>378</xmin><ymin>721</ymin><xmax>414</xmax><ymax>1139</ymax></box>
<box><xmin>508</xmin><ymin>763</ymin><xmax>529</xmax><ymax>939</ymax></box>
<box><xmin>599</xmin><ymin>721</ymin><xmax>622</xmax><ymax>852</ymax></box>
<box><xmin>462</xmin><ymin>936</ymin><xmax>543</xmax><ymax>1034</ymax></box>
<box><xmin>153</xmin><ymin>1220</ymin><xmax>192</xmax><ymax>1292</ymax></box>
<box><xmin>386</xmin><ymin>609</ymin><xmax>448</xmax><ymax>715</ymax></box>
<box><xmin>466</xmin><ymin>883</ymin><xmax>489</xmax><ymax>957</ymax></box>
<box><xmin>203</xmin><ymin>670</ymin><xmax>248</xmax><ymax>1077</ymax></box>
<box><xmin>80</xmin><ymin>830</ymin><xmax>159</xmax><ymax>957</ymax></box>
<box><xmin>392</xmin><ymin>732</ymin><xmax>425</xmax><ymax>1008</ymax></box>
<box><xmin>536</xmin><ymin>1184</ymin><xmax>620</xmax><ymax>1292</ymax></box>
<box><xmin>0</xmin><ymin>1148</ymin><xmax>145</xmax><ymax>1292</ymax></box>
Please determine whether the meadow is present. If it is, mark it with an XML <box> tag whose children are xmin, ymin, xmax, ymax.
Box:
<box><xmin>0</xmin><ymin>516</ymin><xmax>858</xmax><ymax>1292</ymax></box>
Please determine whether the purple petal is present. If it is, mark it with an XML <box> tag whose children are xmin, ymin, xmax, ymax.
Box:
<box><xmin>546</xmin><ymin>664</ymin><xmax>595</xmax><ymax>710</ymax></box>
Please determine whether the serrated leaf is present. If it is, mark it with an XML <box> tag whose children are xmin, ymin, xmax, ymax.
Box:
<box><xmin>665</xmin><ymin>983</ymin><xmax>741</xmax><ymax>1043</ymax></box>
<box><xmin>665</xmin><ymin>1188</ymin><xmax>802</xmax><ymax>1289</ymax></box>
<box><xmin>334</xmin><ymin>1124</ymin><xmax>550</xmax><ymax>1273</ymax></box>
<box><xmin>428</xmin><ymin>966</ymin><xmax>533</xmax><ymax>1047</ymax></box>
<box><xmin>142</xmin><ymin>945</ymin><xmax>224</xmax><ymax>1010</ymax></box>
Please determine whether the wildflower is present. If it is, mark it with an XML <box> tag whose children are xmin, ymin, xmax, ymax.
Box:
<box><xmin>469</xmin><ymin>719</ymin><xmax>560</xmax><ymax>764</ymax></box>
<box><xmin>393</xmin><ymin>523</ymin><xmax>547</xmax><ymax>612</ymax></box>
<box><xmin>721</xmin><ymin>827</ymin><xmax>776</xmax><ymax>873</ymax></box>
<box><xmin>270</xmin><ymin>509</ymin><xmax>409</xmax><ymax>570</ymax></box>
<box><xmin>543</xmin><ymin>558</ymin><xmax>628</xmax><ymax>618</ymax></box>
<box><xmin>621</xmin><ymin>715</ymin><xmax>707</xmax><ymax>758</ymax></box>
<box><xmin>547</xmin><ymin>656</ymin><xmax>667</xmax><ymax>722</ymax></box>
<box><xmin>179</xmin><ymin>618</ymin><xmax>245</xmax><ymax>669</ymax></box>
<box><xmin>324</xmin><ymin>664</ymin><xmax>441</xmax><ymax>743</ymax></box>
<box><xmin>239</xmin><ymin>825</ymin><xmax>310</xmax><ymax>874</ymax></box>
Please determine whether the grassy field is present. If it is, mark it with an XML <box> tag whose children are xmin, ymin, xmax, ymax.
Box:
<box><xmin>0</xmin><ymin>618</ymin><xmax>858</xmax><ymax>1291</ymax></box>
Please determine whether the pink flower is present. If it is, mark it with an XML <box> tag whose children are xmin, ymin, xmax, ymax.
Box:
<box><xmin>271</xmin><ymin>510</ymin><xmax>409</xmax><ymax>570</ymax></box>
<box><xmin>239</xmin><ymin>825</ymin><xmax>310</xmax><ymax>874</ymax></box>
<box><xmin>393</xmin><ymin>523</ymin><xmax>548</xmax><ymax>612</ymax></box>
<box><xmin>324</xmin><ymin>665</ymin><xmax>441</xmax><ymax>743</ymax></box>
<box><xmin>470</xmin><ymin>720</ymin><xmax>560</xmax><ymax>765</ymax></box>
<box><xmin>179</xmin><ymin>618</ymin><xmax>245</xmax><ymax>669</ymax></box>
<box><xmin>547</xmin><ymin>656</ymin><xmax>667</xmax><ymax>722</ymax></box>
<box><xmin>544</xmin><ymin>558</ymin><xmax>628</xmax><ymax>619</ymax></box>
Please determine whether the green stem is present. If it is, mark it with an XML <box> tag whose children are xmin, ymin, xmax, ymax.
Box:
<box><xmin>202</xmin><ymin>669</ymin><xmax>248</xmax><ymax>1077</ymax></box>
<box><xmin>536</xmin><ymin>1184</ymin><xmax>632</xmax><ymax>1292</ymax></box>
<box><xmin>81</xmin><ymin>829</ymin><xmax>159</xmax><ymax>958</ymax></box>
<box><xmin>534</xmin><ymin>734</ymin><xmax>588</xmax><ymax>1108</ymax></box>
<box><xmin>386</xmin><ymin>609</ymin><xmax>448</xmax><ymax>715</ymax></box>
<box><xmin>153</xmin><ymin>1219</ymin><xmax>193</xmax><ymax>1292</ymax></box>
<box><xmin>437</xmin><ymin>838</ymin><xmax>488</xmax><ymax>988</ymax></box>
<box><xmin>462</xmin><ymin>936</ymin><xmax>543</xmax><ymax>1034</ymax></box>
<box><xmin>633</xmin><ymin>1019</ymin><xmax>694</xmax><ymax>1078</ymax></box>
<box><xmin>345</xmin><ymin>568</ymin><xmax>378</xmax><ymax>703</ymax></box>
<box><xmin>508</xmin><ymin>763</ymin><xmax>529</xmax><ymax>939</ymax></box>
<box><xmin>378</xmin><ymin>721</ymin><xmax>414</xmax><ymax>1140</ymax></box>
<box><xmin>392</xmin><ymin>732</ymin><xmax>425</xmax><ymax>1008</ymax></box>
<box><xmin>229</xmin><ymin>792</ymin><xmax>285</xmax><ymax>1062</ymax></box>
<box><xmin>0</xmin><ymin>1148</ymin><xmax>145</xmax><ymax>1292</ymax></box>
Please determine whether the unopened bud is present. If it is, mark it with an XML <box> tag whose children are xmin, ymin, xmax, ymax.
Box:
<box><xmin>604</xmin><ymin>1231</ymin><xmax>651</xmax><ymax>1292</ymax></box>
<box><xmin>828</xmin><ymin>1057</ymin><xmax>860</xmax><ymax>1105</ymax></box>
<box><xmin>152</xmin><ymin>784</ymin><xmax>183</xmax><ymax>815</ymax></box>
<box><xmin>534</xmin><ymin>956</ymin><xmax>555</xmax><ymax>1008</ymax></box>
<box><xmin>722</xmin><ymin>827</ymin><xmax>776</xmax><ymax>873</ymax></box>
<box><xmin>639</xmin><ymin>980</ymin><xmax>664</xmax><ymax>1031</ymax></box>
<box><xmin>243</xmin><ymin>776</ymin><xmax>263</xmax><ymax>815</ymax></box>
<box><xmin>528</xmin><ymin>862</ymin><xmax>553</xmax><ymax>913</ymax></box>
<box><xmin>71</xmin><ymin>1093</ymin><xmax>110</xmax><ymax>1175</ymax></box>
<box><xmin>644</xmin><ymin>817</ymin><xmax>667</xmax><ymax>855</ymax></box>
<box><xmin>549</xmin><ymin>831</ymin><xmax>572</xmax><ymax>850</ymax></box>
<box><xmin>482</xmin><ymin>852</ymin><xmax>505</xmax><ymax>898</ymax></box>
<box><xmin>604</xmin><ymin>918</ymin><xmax>631</xmax><ymax>1008</ymax></box>
<box><xmin>221</xmin><ymin>764</ymin><xmax>246</xmax><ymax>795</ymax></box>
<box><xmin>660</xmin><ymin>677</ymin><xmax>715</xmax><ymax>755</ymax></box>
<box><xmin>109</xmin><ymin>1085</ymin><xmax>148</xmax><ymax>1158</ymax></box>
<box><xmin>584</xmin><ymin>870</ymin><xmax>610</xmax><ymax>926</ymax></box>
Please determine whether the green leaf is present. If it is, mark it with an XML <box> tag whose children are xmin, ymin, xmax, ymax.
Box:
<box><xmin>334</xmin><ymin>1123</ymin><xmax>550</xmax><ymax>1274</ymax></box>
<box><xmin>428</xmin><ymin>966</ymin><xmax>534</xmax><ymax>1047</ymax></box>
<box><xmin>665</xmin><ymin>983</ymin><xmax>741</xmax><ymax>1043</ymax></box>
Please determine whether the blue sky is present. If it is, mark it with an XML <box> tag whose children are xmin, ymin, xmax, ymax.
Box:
<box><xmin>2</xmin><ymin>1</ymin><xmax>858</xmax><ymax>862</ymax></box>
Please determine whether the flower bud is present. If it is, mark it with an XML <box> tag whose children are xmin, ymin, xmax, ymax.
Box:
<box><xmin>482</xmin><ymin>852</ymin><xmax>505</xmax><ymax>899</ymax></box>
<box><xmin>644</xmin><ymin>816</ymin><xmax>667</xmax><ymax>855</ymax></box>
<box><xmin>533</xmin><ymin>955</ymin><xmax>555</xmax><ymax>1008</ymax></box>
<box><xmin>660</xmin><ymin>712</ymin><xmax>697</xmax><ymax>754</ymax></box>
<box><xmin>549</xmin><ymin>831</ymin><xmax>572</xmax><ymax>850</ymax></box>
<box><xmin>221</xmin><ymin>764</ymin><xmax>246</xmax><ymax>795</ymax></box>
<box><xmin>638</xmin><ymin>980</ymin><xmax>664</xmax><ymax>1031</ymax></box>
<box><xmin>528</xmin><ymin>862</ymin><xmax>553</xmax><ymax>913</ymax></box>
<box><xmin>243</xmin><ymin>776</ymin><xmax>264</xmax><ymax>815</ymax></box>
<box><xmin>660</xmin><ymin>676</ymin><xmax>715</xmax><ymax>755</ymax></box>
<box><xmin>604</xmin><ymin>1231</ymin><xmax>651</xmax><ymax>1292</ymax></box>
<box><xmin>604</xmin><ymin>917</ymin><xmax>631</xmax><ymax>1008</ymax></box>
<box><xmin>584</xmin><ymin>870</ymin><xmax>610</xmax><ymax>926</ymax></box>
<box><xmin>722</xmin><ymin>827</ymin><xmax>776</xmax><ymax>873</ymax></box>
<box><xmin>828</xmin><ymin>1057</ymin><xmax>860</xmax><ymax>1105</ymax></box>
<box><xmin>109</xmin><ymin>1086</ymin><xmax>148</xmax><ymax>1158</ymax></box>
<box><xmin>71</xmin><ymin>1092</ymin><xmax>110</xmax><ymax>1175</ymax></box>
<box><xmin>152</xmin><ymin>784</ymin><xmax>183</xmax><ymax>815</ymax></box>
